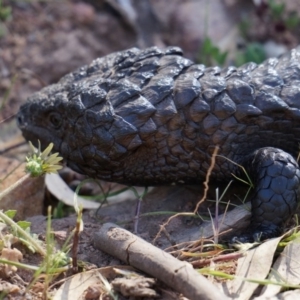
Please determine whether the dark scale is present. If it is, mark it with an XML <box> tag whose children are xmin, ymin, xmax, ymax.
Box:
<box><xmin>18</xmin><ymin>46</ymin><xmax>300</xmax><ymax>242</ymax></box>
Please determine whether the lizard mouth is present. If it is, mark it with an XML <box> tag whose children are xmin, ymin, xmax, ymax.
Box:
<box><xmin>17</xmin><ymin>107</ymin><xmax>60</xmax><ymax>152</ymax></box>
<box><xmin>17</xmin><ymin>109</ymin><xmax>36</xmax><ymax>143</ymax></box>
<box><xmin>17</xmin><ymin>108</ymin><xmax>36</xmax><ymax>143</ymax></box>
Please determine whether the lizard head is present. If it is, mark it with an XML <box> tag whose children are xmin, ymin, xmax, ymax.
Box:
<box><xmin>17</xmin><ymin>47</ymin><xmax>160</xmax><ymax>182</ymax></box>
<box><xmin>17</xmin><ymin>75</ymin><xmax>143</xmax><ymax>179</ymax></box>
<box><xmin>17</xmin><ymin>83</ymin><xmax>68</xmax><ymax>155</ymax></box>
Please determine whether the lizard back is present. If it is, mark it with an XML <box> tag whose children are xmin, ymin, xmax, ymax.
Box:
<box><xmin>18</xmin><ymin>46</ymin><xmax>300</xmax><ymax>185</ymax></box>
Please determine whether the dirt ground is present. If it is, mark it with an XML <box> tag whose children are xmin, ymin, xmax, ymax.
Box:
<box><xmin>1</xmin><ymin>0</ymin><xmax>300</xmax><ymax>299</ymax></box>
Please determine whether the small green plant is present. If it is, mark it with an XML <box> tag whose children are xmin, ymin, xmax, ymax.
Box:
<box><xmin>285</xmin><ymin>11</ymin><xmax>300</xmax><ymax>29</ymax></box>
<box><xmin>0</xmin><ymin>142</ymin><xmax>64</xmax><ymax>256</ymax></box>
<box><xmin>268</xmin><ymin>0</ymin><xmax>285</xmax><ymax>20</ymax></box>
<box><xmin>0</xmin><ymin>75</ymin><xmax>17</xmax><ymax>111</ymax></box>
<box><xmin>0</xmin><ymin>210</ymin><xmax>45</xmax><ymax>256</ymax></box>
<box><xmin>268</xmin><ymin>0</ymin><xmax>300</xmax><ymax>30</ymax></box>
<box><xmin>0</xmin><ymin>0</ymin><xmax>11</xmax><ymax>22</ymax></box>
<box><xmin>53</xmin><ymin>201</ymin><xmax>75</xmax><ymax>219</ymax></box>
<box><xmin>0</xmin><ymin>142</ymin><xmax>63</xmax><ymax>204</ymax></box>
<box><xmin>235</xmin><ymin>0</ymin><xmax>300</xmax><ymax>67</ymax></box>
<box><xmin>198</xmin><ymin>36</ymin><xmax>228</xmax><ymax>66</ymax></box>
<box><xmin>0</xmin><ymin>0</ymin><xmax>11</xmax><ymax>38</ymax></box>
<box><xmin>0</xmin><ymin>142</ymin><xmax>74</xmax><ymax>297</ymax></box>
<box><xmin>25</xmin><ymin>141</ymin><xmax>63</xmax><ymax>176</ymax></box>
<box><xmin>235</xmin><ymin>43</ymin><xmax>266</xmax><ymax>66</ymax></box>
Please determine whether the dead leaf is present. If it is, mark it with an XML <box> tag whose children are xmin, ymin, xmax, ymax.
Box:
<box><xmin>46</xmin><ymin>173</ymin><xmax>147</xmax><ymax>210</ymax></box>
<box><xmin>0</xmin><ymin>248</ymin><xmax>23</xmax><ymax>277</ymax></box>
<box><xmin>0</xmin><ymin>280</ymin><xmax>20</xmax><ymax>294</ymax></box>
<box><xmin>31</xmin><ymin>281</ymin><xmax>45</xmax><ymax>294</ymax></box>
<box><xmin>84</xmin><ymin>284</ymin><xmax>101</xmax><ymax>299</ymax></box>
<box><xmin>254</xmin><ymin>289</ymin><xmax>300</xmax><ymax>300</ymax></box>
<box><xmin>45</xmin><ymin>173</ymin><xmax>100</xmax><ymax>210</ymax></box>
<box><xmin>257</xmin><ymin>237</ymin><xmax>300</xmax><ymax>298</ymax></box>
<box><xmin>223</xmin><ymin>236</ymin><xmax>282</xmax><ymax>300</ymax></box>
<box><xmin>53</xmin><ymin>266</ymin><xmax>134</xmax><ymax>300</ymax></box>
<box><xmin>111</xmin><ymin>277</ymin><xmax>159</xmax><ymax>298</ymax></box>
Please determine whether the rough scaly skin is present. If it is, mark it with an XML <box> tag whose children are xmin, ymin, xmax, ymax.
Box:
<box><xmin>18</xmin><ymin>46</ymin><xmax>300</xmax><ymax>242</ymax></box>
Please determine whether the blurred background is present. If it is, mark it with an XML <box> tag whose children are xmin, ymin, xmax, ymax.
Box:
<box><xmin>1</xmin><ymin>0</ymin><xmax>300</xmax><ymax>125</ymax></box>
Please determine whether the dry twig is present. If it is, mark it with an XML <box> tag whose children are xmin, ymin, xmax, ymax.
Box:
<box><xmin>93</xmin><ymin>223</ymin><xmax>228</xmax><ymax>300</ymax></box>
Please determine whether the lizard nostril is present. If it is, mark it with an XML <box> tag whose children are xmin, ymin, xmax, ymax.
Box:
<box><xmin>17</xmin><ymin>115</ymin><xmax>23</xmax><ymax>126</ymax></box>
<box><xmin>17</xmin><ymin>114</ymin><xmax>23</xmax><ymax>126</ymax></box>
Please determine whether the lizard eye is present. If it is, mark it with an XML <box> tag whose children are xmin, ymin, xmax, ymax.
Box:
<box><xmin>48</xmin><ymin>112</ymin><xmax>62</xmax><ymax>129</ymax></box>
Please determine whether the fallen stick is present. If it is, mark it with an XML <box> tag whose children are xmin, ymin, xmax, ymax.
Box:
<box><xmin>94</xmin><ymin>223</ymin><xmax>228</xmax><ymax>300</ymax></box>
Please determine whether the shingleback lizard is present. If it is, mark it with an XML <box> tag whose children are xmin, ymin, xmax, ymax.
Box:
<box><xmin>17</xmin><ymin>46</ymin><xmax>300</xmax><ymax>242</ymax></box>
